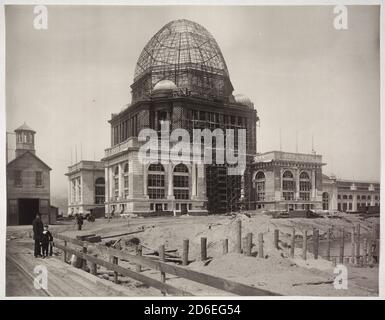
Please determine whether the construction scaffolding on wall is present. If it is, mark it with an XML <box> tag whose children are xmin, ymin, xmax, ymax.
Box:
<box><xmin>131</xmin><ymin>19</ymin><xmax>234</xmax><ymax>103</ymax></box>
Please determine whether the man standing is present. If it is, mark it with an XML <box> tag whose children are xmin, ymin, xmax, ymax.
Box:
<box><xmin>32</xmin><ymin>214</ymin><xmax>43</xmax><ymax>258</ymax></box>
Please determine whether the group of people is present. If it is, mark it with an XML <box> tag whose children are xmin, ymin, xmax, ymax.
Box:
<box><xmin>32</xmin><ymin>214</ymin><xmax>54</xmax><ymax>258</ymax></box>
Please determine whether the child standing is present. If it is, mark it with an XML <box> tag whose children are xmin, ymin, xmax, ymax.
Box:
<box><xmin>41</xmin><ymin>225</ymin><xmax>53</xmax><ymax>258</ymax></box>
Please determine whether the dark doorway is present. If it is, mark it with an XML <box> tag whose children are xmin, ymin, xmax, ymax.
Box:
<box><xmin>181</xmin><ymin>203</ymin><xmax>188</xmax><ymax>214</ymax></box>
<box><xmin>18</xmin><ymin>199</ymin><xmax>39</xmax><ymax>225</ymax></box>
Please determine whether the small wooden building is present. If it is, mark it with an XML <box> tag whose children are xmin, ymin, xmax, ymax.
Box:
<box><xmin>6</xmin><ymin>123</ymin><xmax>53</xmax><ymax>225</ymax></box>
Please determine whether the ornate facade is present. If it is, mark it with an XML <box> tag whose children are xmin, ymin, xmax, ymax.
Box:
<box><xmin>66</xmin><ymin>160</ymin><xmax>105</xmax><ymax>215</ymax></box>
<box><xmin>251</xmin><ymin>151</ymin><xmax>324</xmax><ymax>211</ymax></box>
<box><xmin>102</xmin><ymin>19</ymin><xmax>258</xmax><ymax>215</ymax></box>
<box><xmin>322</xmin><ymin>175</ymin><xmax>380</xmax><ymax>212</ymax></box>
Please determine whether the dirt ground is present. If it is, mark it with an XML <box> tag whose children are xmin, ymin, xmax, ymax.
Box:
<box><xmin>6</xmin><ymin>212</ymin><xmax>380</xmax><ymax>297</ymax></box>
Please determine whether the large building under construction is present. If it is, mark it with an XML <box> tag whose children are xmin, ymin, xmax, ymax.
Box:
<box><xmin>102</xmin><ymin>19</ymin><xmax>258</xmax><ymax>215</ymax></box>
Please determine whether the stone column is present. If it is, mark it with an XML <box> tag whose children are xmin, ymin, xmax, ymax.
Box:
<box><xmin>68</xmin><ymin>179</ymin><xmax>72</xmax><ymax>205</ymax></box>
<box><xmin>104</xmin><ymin>166</ymin><xmax>109</xmax><ymax>213</ymax></box>
<box><xmin>128</xmin><ymin>160</ymin><xmax>134</xmax><ymax>198</ymax></box>
<box><xmin>167</xmin><ymin>163</ymin><xmax>174</xmax><ymax>198</ymax></box>
<box><xmin>74</xmin><ymin>178</ymin><xmax>79</xmax><ymax>203</ymax></box>
<box><xmin>311</xmin><ymin>170</ymin><xmax>316</xmax><ymax>199</ymax></box>
<box><xmin>370</xmin><ymin>194</ymin><xmax>375</xmax><ymax>206</ymax></box>
<box><xmin>79</xmin><ymin>176</ymin><xmax>83</xmax><ymax>213</ymax></box>
<box><xmin>143</xmin><ymin>163</ymin><xmax>148</xmax><ymax>196</ymax></box>
<box><xmin>109</xmin><ymin>167</ymin><xmax>114</xmax><ymax>200</ymax></box>
<box><xmin>295</xmin><ymin>168</ymin><xmax>300</xmax><ymax>200</ymax></box>
<box><xmin>191</xmin><ymin>163</ymin><xmax>197</xmax><ymax>198</ymax></box>
<box><xmin>118</xmin><ymin>163</ymin><xmax>123</xmax><ymax>199</ymax></box>
<box><xmin>280</xmin><ymin>168</ymin><xmax>284</xmax><ymax>200</ymax></box>
<box><xmin>353</xmin><ymin>194</ymin><xmax>357</xmax><ymax>211</ymax></box>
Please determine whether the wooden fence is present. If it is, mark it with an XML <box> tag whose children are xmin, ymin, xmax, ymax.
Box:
<box><xmin>52</xmin><ymin>232</ymin><xmax>279</xmax><ymax>296</ymax></box>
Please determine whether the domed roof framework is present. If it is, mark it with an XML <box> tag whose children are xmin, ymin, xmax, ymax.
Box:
<box><xmin>132</xmin><ymin>19</ymin><xmax>233</xmax><ymax>101</ymax></box>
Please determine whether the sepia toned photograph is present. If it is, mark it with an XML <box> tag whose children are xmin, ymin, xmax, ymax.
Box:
<box><xmin>2</xmin><ymin>3</ymin><xmax>382</xmax><ymax>299</ymax></box>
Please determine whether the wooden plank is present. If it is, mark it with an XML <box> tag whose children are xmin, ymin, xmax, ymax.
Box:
<box><xmin>290</xmin><ymin>229</ymin><xmax>295</xmax><ymax>258</ymax></box>
<box><xmin>54</xmin><ymin>232</ymin><xmax>280</xmax><ymax>296</ymax></box>
<box><xmin>222</xmin><ymin>239</ymin><xmax>228</xmax><ymax>255</ymax></box>
<box><xmin>159</xmin><ymin>245</ymin><xmax>166</xmax><ymax>283</ymax></box>
<box><xmin>182</xmin><ymin>240</ymin><xmax>189</xmax><ymax>266</ymax></box>
<box><xmin>100</xmin><ymin>230</ymin><xmax>145</xmax><ymax>239</ymax></box>
<box><xmin>235</xmin><ymin>220</ymin><xmax>242</xmax><ymax>253</ymax></box>
<box><xmin>55</xmin><ymin>242</ymin><xmax>191</xmax><ymax>296</ymax></box>
<box><xmin>302</xmin><ymin>231</ymin><xmax>307</xmax><ymax>260</ymax></box>
<box><xmin>91</xmin><ymin>243</ymin><xmax>279</xmax><ymax>296</ymax></box>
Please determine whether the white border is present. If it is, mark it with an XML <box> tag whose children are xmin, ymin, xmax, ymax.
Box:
<box><xmin>0</xmin><ymin>0</ymin><xmax>383</xmax><ymax>300</ymax></box>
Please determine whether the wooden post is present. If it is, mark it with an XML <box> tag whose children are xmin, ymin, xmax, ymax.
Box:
<box><xmin>159</xmin><ymin>245</ymin><xmax>166</xmax><ymax>283</ymax></box>
<box><xmin>91</xmin><ymin>255</ymin><xmax>97</xmax><ymax>275</ymax></box>
<box><xmin>302</xmin><ymin>231</ymin><xmax>307</xmax><ymax>260</ymax></box>
<box><xmin>363</xmin><ymin>238</ymin><xmax>368</xmax><ymax>266</ymax></box>
<box><xmin>274</xmin><ymin>229</ymin><xmax>279</xmax><ymax>249</ymax></box>
<box><xmin>313</xmin><ymin>228</ymin><xmax>319</xmax><ymax>260</ymax></box>
<box><xmin>258</xmin><ymin>233</ymin><xmax>264</xmax><ymax>259</ymax></box>
<box><xmin>236</xmin><ymin>220</ymin><xmax>242</xmax><ymax>253</ymax></box>
<box><xmin>245</xmin><ymin>233</ymin><xmax>252</xmax><ymax>256</ymax></box>
<box><xmin>339</xmin><ymin>229</ymin><xmax>345</xmax><ymax>264</ymax></box>
<box><xmin>182</xmin><ymin>239</ymin><xmax>189</xmax><ymax>266</ymax></box>
<box><xmin>368</xmin><ymin>239</ymin><xmax>374</xmax><ymax>265</ymax></box>
<box><xmin>201</xmin><ymin>237</ymin><xmax>207</xmax><ymax>261</ymax></box>
<box><xmin>136</xmin><ymin>244</ymin><xmax>142</xmax><ymax>272</ymax></box>
<box><xmin>355</xmin><ymin>224</ymin><xmax>361</xmax><ymax>264</ymax></box>
<box><xmin>222</xmin><ymin>239</ymin><xmax>228</xmax><ymax>255</ymax></box>
<box><xmin>326</xmin><ymin>228</ymin><xmax>331</xmax><ymax>261</ymax></box>
<box><xmin>372</xmin><ymin>223</ymin><xmax>378</xmax><ymax>241</ymax></box>
<box><xmin>112</xmin><ymin>256</ymin><xmax>119</xmax><ymax>283</ymax></box>
<box><xmin>82</xmin><ymin>246</ymin><xmax>87</xmax><ymax>270</ymax></box>
<box><xmin>351</xmin><ymin>227</ymin><xmax>355</xmax><ymax>264</ymax></box>
<box><xmin>63</xmin><ymin>240</ymin><xmax>67</xmax><ymax>263</ymax></box>
<box><xmin>290</xmin><ymin>228</ymin><xmax>295</xmax><ymax>258</ymax></box>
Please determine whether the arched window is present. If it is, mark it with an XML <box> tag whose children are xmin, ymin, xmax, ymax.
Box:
<box><xmin>299</xmin><ymin>171</ymin><xmax>311</xmax><ymax>201</ymax></box>
<box><xmin>348</xmin><ymin>195</ymin><xmax>353</xmax><ymax>200</ymax></box>
<box><xmin>254</xmin><ymin>171</ymin><xmax>265</xmax><ymax>202</ymax></box>
<box><xmin>124</xmin><ymin>163</ymin><xmax>129</xmax><ymax>198</ymax></box>
<box><xmin>147</xmin><ymin>163</ymin><xmax>165</xmax><ymax>199</ymax></box>
<box><xmin>343</xmin><ymin>195</ymin><xmax>348</xmax><ymax>200</ymax></box>
<box><xmin>173</xmin><ymin>164</ymin><xmax>189</xmax><ymax>200</ymax></box>
<box><xmin>322</xmin><ymin>192</ymin><xmax>329</xmax><ymax>210</ymax></box>
<box><xmin>95</xmin><ymin>177</ymin><xmax>105</xmax><ymax>204</ymax></box>
<box><xmin>282</xmin><ymin>170</ymin><xmax>295</xmax><ymax>200</ymax></box>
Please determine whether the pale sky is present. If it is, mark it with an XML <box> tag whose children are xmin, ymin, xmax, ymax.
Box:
<box><xmin>5</xmin><ymin>5</ymin><xmax>381</xmax><ymax>200</ymax></box>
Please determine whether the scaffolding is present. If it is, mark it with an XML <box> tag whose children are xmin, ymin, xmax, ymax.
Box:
<box><xmin>110</xmin><ymin>19</ymin><xmax>259</xmax><ymax>214</ymax></box>
<box><xmin>132</xmin><ymin>19</ymin><xmax>233</xmax><ymax>102</ymax></box>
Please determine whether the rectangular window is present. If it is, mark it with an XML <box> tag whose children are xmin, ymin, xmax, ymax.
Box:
<box><xmin>35</xmin><ymin>171</ymin><xmax>43</xmax><ymax>187</ymax></box>
<box><xmin>283</xmin><ymin>192</ymin><xmax>294</xmax><ymax>201</ymax></box>
<box><xmin>14</xmin><ymin>170</ymin><xmax>22</xmax><ymax>186</ymax></box>
<box><xmin>174</xmin><ymin>190</ymin><xmax>189</xmax><ymax>200</ymax></box>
